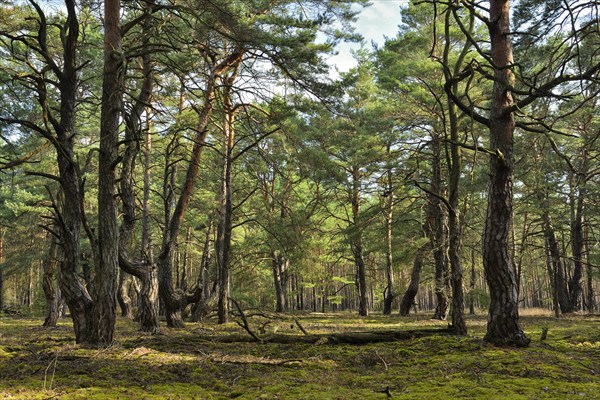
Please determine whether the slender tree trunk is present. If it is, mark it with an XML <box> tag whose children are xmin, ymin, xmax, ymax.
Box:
<box><xmin>400</xmin><ymin>243</ymin><xmax>428</xmax><ymax>316</ymax></box>
<box><xmin>383</xmin><ymin>164</ymin><xmax>395</xmax><ymax>315</ymax></box>
<box><xmin>584</xmin><ymin>218</ymin><xmax>594</xmax><ymax>312</ymax></box>
<box><xmin>117</xmin><ymin>271</ymin><xmax>133</xmax><ymax>319</ymax></box>
<box><xmin>216</xmin><ymin>65</ymin><xmax>240</xmax><ymax>324</ymax></box>
<box><xmin>542</xmin><ymin>210</ymin><xmax>569</xmax><ymax>313</ymax></box>
<box><xmin>157</xmin><ymin>51</ymin><xmax>243</xmax><ymax>328</ymax></box>
<box><xmin>469</xmin><ymin>247</ymin><xmax>476</xmax><ymax>315</ymax></box>
<box><xmin>430</xmin><ymin>134</ymin><xmax>449</xmax><ymax>321</ymax></box>
<box><xmin>567</xmin><ymin>173</ymin><xmax>585</xmax><ymax>312</ymax></box>
<box><xmin>482</xmin><ymin>0</ymin><xmax>529</xmax><ymax>346</ymax></box>
<box><xmin>350</xmin><ymin>166</ymin><xmax>368</xmax><ymax>317</ymax></box>
<box><xmin>42</xmin><ymin>236</ymin><xmax>61</xmax><ymax>326</ymax></box>
<box><xmin>272</xmin><ymin>250</ymin><xmax>289</xmax><ymax>313</ymax></box>
<box><xmin>0</xmin><ymin>226</ymin><xmax>4</xmax><ymax>312</ymax></box>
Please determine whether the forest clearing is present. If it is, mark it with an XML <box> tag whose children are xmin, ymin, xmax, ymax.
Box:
<box><xmin>1</xmin><ymin>310</ymin><xmax>599</xmax><ymax>399</ymax></box>
<box><xmin>1</xmin><ymin>3</ymin><xmax>599</xmax><ymax>399</ymax></box>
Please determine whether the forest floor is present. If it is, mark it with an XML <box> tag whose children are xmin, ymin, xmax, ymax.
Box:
<box><xmin>0</xmin><ymin>309</ymin><xmax>599</xmax><ymax>399</ymax></box>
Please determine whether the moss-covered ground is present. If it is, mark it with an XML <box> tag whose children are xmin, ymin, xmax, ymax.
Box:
<box><xmin>1</xmin><ymin>310</ymin><xmax>598</xmax><ymax>399</ymax></box>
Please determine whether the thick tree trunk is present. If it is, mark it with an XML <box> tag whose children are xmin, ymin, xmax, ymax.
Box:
<box><xmin>482</xmin><ymin>0</ymin><xmax>529</xmax><ymax>347</ymax></box>
<box><xmin>90</xmin><ymin>0</ymin><xmax>123</xmax><ymax>346</ymax></box>
<box><xmin>400</xmin><ymin>243</ymin><xmax>428</xmax><ymax>316</ymax></box>
<box><xmin>55</xmin><ymin>0</ymin><xmax>93</xmax><ymax>344</ymax></box>
<box><xmin>42</xmin><ymin>236</ymin><xmax>61</xmax><ymax>327</ymax></box>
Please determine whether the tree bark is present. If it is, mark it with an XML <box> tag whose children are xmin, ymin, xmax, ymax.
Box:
<box><xmin>382</xmin><ymin>164</ymin><xmax>395</xmax><ymax>315</ymax></box>
<box><xmin>117</xmin><ymin>2</ymin><xmax>160</xmax><ymax>334</ymax></box>
<box><xmin>90</xmin><ymin>0</ymin><xmax>124</xmax><ymax>346</ymax></box>
<box><xmin>272</xmin><ymin>250</ymin><xmax>289</xmax><ymax>313</ymax></box>
<box><xmin>351</xmin><ymin>166</ymin><xmax>368</xmax><ymax>317</ymax></box>
<box><xmin>482</xmin><ymin>0</ymin><xmax>529</xmax><ymax>346</ymax></box>
<box><xmin>584</xmin><ymin>218</ymin><xmax>595</xmax><ymax>312</ymax></box>
<box><xmin>567</xmin><ymin>170</ymin><xmax>586</xmax><ymax>312</ymax></box>
<box><xmin>400</xmin><ymin>243</ymin><xmax>428</xmax><ymax>316</ymax></box>
<box><xmin>157</xmin><ymin>50</ymin><xmax>243</xmax><ymax>328</ymax></box>
<box><xmin>42</xmin><ymin>236</ymin><xmax>61</xmax><ymax>326</ymax></box>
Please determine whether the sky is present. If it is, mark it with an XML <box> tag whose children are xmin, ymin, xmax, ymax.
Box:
<box><xmin>328</xmin><ymin>0</ymin><xmax>408</xmax><ymax>73</ymax></box>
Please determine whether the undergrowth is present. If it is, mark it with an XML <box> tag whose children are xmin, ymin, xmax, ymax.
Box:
<box><xmin>0</xmin><ymin>311</ymin><xmax>598</xmax><ymax>399</ymax></box>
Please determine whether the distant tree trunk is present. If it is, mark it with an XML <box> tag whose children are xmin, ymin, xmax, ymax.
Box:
<box><xmin>469</xmin><ymin>248</ymin><xmax>476</xmax><ymax>315</ymax></box>
<box><xmin>350</xmin><ymin>166</ymin><xmax>368</xmax><ymax>317</ymax></box>
<box><xmin>117</xmin><ymin>271</ymin><xmax>133</xmax><ymax>319</ymax></box>
<box><xmin>0</xmin><ymin>226</ymin><xmax>4</xmax><ymax>312</ymax></box>
<box><xmin>541</xmin><ymin>210</ymin><xmax>569</xmax><ymax>314</ymax></box>
<box><xmin>584</xmin><ymin>218</ymin><xmax>594</xmax><ymax>312</ymax></box>
<box><xmin>383</xmin><ymin>164</ymin><xmax>395</xmax><ymax>315</ymax></box>
<box><xmin>272</xmin><ymin>250</ymin><xmax>289</xmax><ymax>313</ymax></box>
<box><xmin>42</xmin><ymin>236</ymin><xmax>61</xmax><ymax>326</ymax></box>
<box><xmin>90</xmin><ymin>0</ymin><xmax>124</xmax><ymax>346</ymax></box>
<box><xmin>191</xmin><ymin>218</ymin><xmax>216</xmax><ymax>322</ymax></box>
<box><xmin>482</xmin><ymin>0</ymin><xmax>529</xmax><ymax>346</ymax></box>
<box><xmin>567</xmin><ymin>171</ymin><xmax>585</xmax><ymax>312</ymax></box>
<box><xmin>400</xmin><ymin>243</ymin><xmax>428</xmax><ymax>316</ymax></box>
<box><xmin>544</xmin><ymin>238</ymin><xmax>560</xmax><ymax>318</ymax></box>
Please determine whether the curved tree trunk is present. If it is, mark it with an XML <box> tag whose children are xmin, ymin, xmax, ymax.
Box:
<box><xmin>482</xmin><ymin>0</ymin><xmax>529</xmax><ymax>347</ymax></box>
<box><xmin>400</xmin><ymin>243</ymin><xmax>428</xmax><ymax>316</ymax></box>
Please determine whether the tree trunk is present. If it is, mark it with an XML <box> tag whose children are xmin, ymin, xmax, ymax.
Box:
<box><xmin>0</xmin><ymin>226</ymin><xmax>4</xmax><ymax>312</ymax></box>
<box><xmin>469</xmin><ymin>248</ymin><xmax>476</xmax><ymax>315</ymax></box>
<box><xmin>350</xmin><ymin>166</ymin><xmax>368</xmax><ymax>317</ymax></box>
<box><xmin>482</xmin><ymin>0</ymin><xmax>529</xmax><ymax>346</ymax></box>
<box><xmin>157</xmin><ymin>50</ymin><xmax>243</xmax><ymax>328</ymax></box>
<box><xmin>584</xmin><ymin>218</ymin><xmax>594</xmax><ymax>312</ymax></box>
<box><xmin>216</xmin><ymin>65</ymin><xmax>239</xmax><ymax>324</ymax></box>
<box><xmin>272</xmin><ymin>250</ymin><xmax>288</xmax><ymax>312</ymax></box>
<box><xmin>541</xmin><ymin>211</ymin><xmax>569</xmax><ymax>314</ymax></box>
<box><xmin>567</xmin><ymin>172</ymin><xmax>585</xmax><ymax>312</ymax></box>
<box><xmin>55</xmin><ymin>0</ymin><xmax>93</xmax><ymax>344</ymax></box>
<box><xmin>382</xmin><ymin>165</ymin><xmax>395</xmax><ymax>315</ymax></box>
<box><xmin>90</xmin><ymin>0</ymin><xmax>124</xmax><ymax>346</ymax></box>
<box><xmin>117</xmin><ymin>270</ymin><xmax>133</xmax><ymax>319</ymax></box>
<box><xmin>430</xmin><ymin>134</ymin><xmax>449</xmax><ymax>321</ymax></box>
<box><xmin>400</xmin><ymin>243</ymin><xmax>428</xmax><ymax>316</ymax></box>
<box><xmin>42</xmin><ymin>236</ymin><xmax>61</xmax><ymax>327</ymax></box>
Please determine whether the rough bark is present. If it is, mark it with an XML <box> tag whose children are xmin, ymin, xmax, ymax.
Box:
<box><xmin>400</xmin><ymin>243</ymin><xmax>428</xmax><ymax>316</ymax></box>
<box><xmin>117</xmin><ymin>2</ymin><xmax>160</xmax><ymax>334</ymax></box>
<box><xmin>42</xmin><ymin>236</ymin><xmax>61</xmax><ymax>327</ymax></box>
<box><xmin>429</xmin><ymin>135</ymin><xmax>449</xmax><ymax>321</ymax></box>
<box><xmin>482</xmin><ymin>0</ymin><xmax>529</xmax><ymax>347</ymax></box>
<box><xmin>584</xmin><ymin>219</ymin><xmax>595</xmax><ymax>312</ymax></box>
<box><xmin>117</xmin><ymin>271</ymin><xmax>133</xmax><ymax>319</ymax></box>
<box><xmin>90</xmin><ymin>0</ymin><xmax>124</xmax><ymax>346</ymax></box>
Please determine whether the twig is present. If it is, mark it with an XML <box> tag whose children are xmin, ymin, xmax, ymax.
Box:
<box><xmin>229</xmin><ymin>297</ymin><xmax>261</xmax><ymax>342</ymax></box>
<box><xmin>294</xmin><ymin>319</ymin><xmax>309</xmax><ymax>335</ymax></box>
